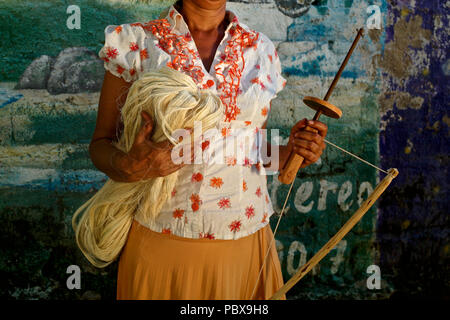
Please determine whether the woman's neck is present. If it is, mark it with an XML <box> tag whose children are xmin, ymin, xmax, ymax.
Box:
<box><xmin>178</xmin><ymin>0</ymin><xmax>227</xmax><ymax>33</ymax></box>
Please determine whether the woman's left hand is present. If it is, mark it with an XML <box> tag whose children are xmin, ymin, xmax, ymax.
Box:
<box><xmin>287</xmin><ymin>119</ymin><xmax>328</xmax><ymax>168</ymax></box>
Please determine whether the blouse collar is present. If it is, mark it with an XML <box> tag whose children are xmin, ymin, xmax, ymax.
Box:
<box><xmin>165</xmin><ymin>4</ymin><xmax>240</xmax><ymax>34</ymax></box>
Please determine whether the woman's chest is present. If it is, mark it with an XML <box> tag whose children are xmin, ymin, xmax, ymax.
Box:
<box><xmin>140</xmin><ymin>21</ymin><xmax>273</xmax><ymax>126</ymax></box>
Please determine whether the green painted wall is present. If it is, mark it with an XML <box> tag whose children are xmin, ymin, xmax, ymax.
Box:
<box><xmin>0</xmin><ymin>0</ymin><xmax>392</xmax><ymax>299</ymax></box>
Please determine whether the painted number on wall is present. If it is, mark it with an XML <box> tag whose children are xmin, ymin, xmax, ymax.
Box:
<box><xmin>276</xmin><ymin>239</ymin><xmax>347</xmax><ymax>276</ymax></box>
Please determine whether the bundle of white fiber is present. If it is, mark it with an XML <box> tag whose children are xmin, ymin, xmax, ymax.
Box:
<box><xmin>72</xmin><ymin>67</ymin><xmax>224</xmax><ymax>268</ymax></box>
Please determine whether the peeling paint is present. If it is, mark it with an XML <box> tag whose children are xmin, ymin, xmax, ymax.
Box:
<box><xmin>381</xmin><ymin>15</ymin><xmax>432</xmax><ymax>79</ymax></box>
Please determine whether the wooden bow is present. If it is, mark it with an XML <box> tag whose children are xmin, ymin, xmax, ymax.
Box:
<box><xmin>269</xmin><ymin>168</ymin><xmax>399</xmax><ymax>300</ymax></box>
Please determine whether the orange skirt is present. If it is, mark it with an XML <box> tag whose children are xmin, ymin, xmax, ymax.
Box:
<box><xmin>117</xmin><ymin>220</ymin><xmax>286</xmax><ymax>300</ymax></box>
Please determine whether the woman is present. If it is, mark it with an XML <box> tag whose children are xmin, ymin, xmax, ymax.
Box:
<box><xmin>90</xmin><ymin>0</ymin><xmax>327</xmax><ymax>299</ymax></box>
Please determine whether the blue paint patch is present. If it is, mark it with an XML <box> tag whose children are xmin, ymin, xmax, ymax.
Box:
<box><xmin>0</xmin><ymin>168</ymin><xmax>108</xmax><ymax>193</ymax></box>
<box><xmin>0</xmin><ymin>87</ymin><xmax>23</xmax><ymax>108</ymax></box>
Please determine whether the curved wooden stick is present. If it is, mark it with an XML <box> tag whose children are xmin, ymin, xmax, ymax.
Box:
<box><xmin>270</xmin><ymin>168</ymin><xmax>399</xmax><ymax>300</ymax></box>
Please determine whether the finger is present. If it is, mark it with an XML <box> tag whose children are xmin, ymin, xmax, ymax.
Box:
<box><xmin>300</xmin><ymin>158</ymin><xmax>313</xmax><ymax>168</ymax></box>
<box><xmin>153</xmin><ymin>139</ymin><xmax>173</xmax><ymax>151</ymax></box>
<box><xmin>293</xmin><ymin>146</ymin><xmax>319</xmax><ymax>163</ymax></box>
<box><xmin>141</xmin><ymin>110</ymin><xmax>153</xmax><ymax>129</ymax></box>
<box><xmin>294</xmin><ymin>131</ymin><xmax>323</xmax><ymax>146</ymax></box>
<box><xmin>307</xmin><ymin>120</ymin><xmax>328</xmax><ymax>138</ymax></box>
<box><xmin>290</xmin><ymin>118</ymin><xmax>308</xmax><ymax>135</ymax></box>
<box><xmin>293</xmin><ymin>139</ymin><xmax>321</xmax><ymax>154</ymax></box>
<box><xmin>134</xmin><ymin>113</ymin><xmax>154</xmax><ymax>145</ymax></box>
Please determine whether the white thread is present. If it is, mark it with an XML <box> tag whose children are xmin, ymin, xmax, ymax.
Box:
<box><xmin>324</xmin><ymin>139</ymin><xmax>388</xmax><ymax>174</ymax></box>
<box><xmin>250</xmin><ymin>178</ymin><xmax>295</xmax><ymax>299</ymax></box>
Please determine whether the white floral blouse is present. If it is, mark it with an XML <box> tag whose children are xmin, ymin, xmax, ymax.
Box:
<box><xmin>98</xmin><ymin>5</ymin><xmax>287</xmax><ymax>240</ymax></box>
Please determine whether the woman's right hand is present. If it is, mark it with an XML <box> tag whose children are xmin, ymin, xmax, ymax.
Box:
<box><xmin>113</xmin><ymin>111</ymin><xmax>191</xmax><ymax>182</ymax></box>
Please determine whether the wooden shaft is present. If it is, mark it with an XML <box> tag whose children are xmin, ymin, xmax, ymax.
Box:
<box><xmin>323</xmin><ymin>28</ymin><xmax>364</xmax><ymax>101</ymax></box>
<box><xmin>270</xmin><ymin>168</ymin><xmax>399</xmax><ymax>300</ymax></box>
<box><xmin>278</xmin><ymin>28</ymin><xmax>364</xmax><ymax>185</ymax></box>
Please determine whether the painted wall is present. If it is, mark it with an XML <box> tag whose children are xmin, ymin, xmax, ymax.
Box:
<box><xmin>377</xmin><ymin>0</ymin><xmax>449</xmax><ymax>299</ymax></box>
<box><xmin>0</xmin><ymin>0</ymin><xmax>447</xmax><ymax>299</ymax></box>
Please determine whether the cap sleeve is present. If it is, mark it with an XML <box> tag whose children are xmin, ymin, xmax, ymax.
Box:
<box><xmin>98</xmin><ymin>23</ymin><xmax>147</xmax><ymax>82</ymax></box>
<box><xmin>258</xmin><ymin>34</ymin><xmax>287</xmax><ymax>100</ymax></box>
<box><xmin>272</xmin><ymin>47</ymin><xmax>287</xmax><ymax>96</ymax></box>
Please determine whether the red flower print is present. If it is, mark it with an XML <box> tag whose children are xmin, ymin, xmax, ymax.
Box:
<box><xmin>267</xmin><ymin>75</ymin><xmax>272</xmax><ymax>83</ymax></box>
<box><xmin>199</xmin><ymin>232</ymin><xmax>215</xmax><ymax>240</ymax></box>
<box><xmin>183</xmin><ymin>33</ymin><xmax>192</xmax><ymax>41</ymax></box>
<box><xmin>255</xmin><ymin>187</ymin><xmax>262</xmax><ymax>198</ymax></box>
<box><xmin>229</xmin><ymin>220</ymin><xmax>242</xmax><ymax>232</ymax></box>
<box><xmin>190</xmin><ymin>194</ymin><xmax>201</xmax><ymax>203</ymax></box>
<box><xmin>115</xmin><ymin>26</ymin><xmax>122</xmax><ymax>34</ymax></box>
<box><xmin>162</xmin><ymin>228</ymin><xmax>171</xmax><ymax>234</ymax></box>
<box><xmin>245</xmin><ymin>205</ymin><xmax>255</xmax><ymax>219</ymax></box>
<box><xmin>244</xmin><ymin>157</ymin><xmax>253</xmax><ymax>168</ymax></box>
<box><xmin>265</xmin><ymin>194</ymin><xmax>270</xmax><ymax>204</ymax></box>
<box><xmin>221</xmin><ymin>127</ymin><xmax>231</xmax><ymax>137</ymax></box>
<box><xmin>255</xmin><ymin>64</ymin><xmax>261</xmax><ymax>70</ymax></box>
<box><xmin>226</xmin><ymin>157</ymin><xmax>237</xmax><ymax>166</ymax></box>
<box><xmin>106</xmin><ymin>47</ymin><xmax>119</xmax><ymax>59</ymax></box>
<box><xmin>261</xmin><ymin>212</ymin><xmax>268</xmax><ymax>223</ymax></box>
<box><xmin>201</xmin><ymin>140</ymin><xmax>210</xmax><ymax>151</ymax></box>
<box><xmin>129</xmin><ymin>42</ymin><xmax>139</xmax><ymax>51</ymax></box>
<box><xmin>190</xmin><ymin>193</ymin><xmax>202</xmax><ymax>212</ymax></box>
<box><xmin>250</xmin><ymin>77</ymin><xmax>266</xmax><ymax>90</ymax></box>
<box><xmin>206</xmin><ymin>79</ymin><xmax>215</xmax><ymax>88</ymax></box>
<box><xmin>172</xmin><ymin>208</ymin><xmax>185</xmax><ymax>219</ymax></box>
<box><xmin>101</xmin><ymin>57</ymin><xmax>110</xmax><ymax>63</ymax></box>
<box><xmin>251</xmin><ymin>77</ymin><xmax>260</xmax><ymax>84</ymax></box>
<box><xmin>261</xmin><ymin>106</ymin><xmax>268</xmax><ymax>117</ymax></box>
<box><xmin>129</xmin><ymin>68</ymin><xmax>136</xmax><ymax>76</ymax></box>
<box><xmin>116</xmin><ymin>65</ymin><xmax>125</xmax><ymax>74</ymax></box>
<box><xmin>171</xmin><ymin>188</ymin><xmax>176</xmax><ymax>197</ymax></box>
<box><xmin>170</xmin><ymin>9</ymin><xmax>175</xmax><ymax>19</ymax></box>
<box><xmin>218</xmin><ymin>197</ymin><xmax>231</xmax><ymax>209</ymax></box>
<box><xmin>140</xmin><ymin>48</ymin><xmax>149</xmax><ymax>60</ymax></box>
<box><xmin>191</xmin><ymin>172</ymin><xmax>203</xmax><ymax>182</ymax></box>
<box><xmin>210</xmin><ymin>177</ymin><xmax>224</xmax><ymax>189</ymax></box>
<box><xmin>244</xmin><ymin>121</ymin><xmax>252</xmax><ymax>126</ymax></box>
<box><xmin>268</xmin><ymin>54</ymin><xmax>273</xmax><ymax>63</ymax></box>
<box><xmin>243</xmin><ymin>180</ymin><xmax>248</xmax><ymax>192</ymax></box>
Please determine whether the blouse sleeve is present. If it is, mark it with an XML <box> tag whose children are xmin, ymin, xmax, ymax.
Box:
<box><xmin>98</xmin><ymin>23</ymin><xmax>146</xmax><ymax>82</ymax></box>
<box><xmin>258</xmin><ymin>34</ymin><xmax>287</xmax><ymax>100</ymax></box>
<box><xmin>272</xmin><ymin>47</ymin><xmax>287</xmax><ymax>96</ymax></box>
